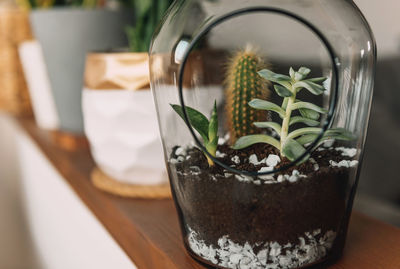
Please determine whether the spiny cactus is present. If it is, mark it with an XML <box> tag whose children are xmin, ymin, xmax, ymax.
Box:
<box><xmin>225</xmin><ymin>48</ymin><xmax>270</xmax><ymax>143</ymax></box>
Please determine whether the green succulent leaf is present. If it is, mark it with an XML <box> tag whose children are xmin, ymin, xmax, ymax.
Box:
<box><xmin>293</xmin><ymin>81</ymin><xmax>325</xmax><ymax>95</ymax></box>
<box><xmin>249</xmin><ymin>99</ymin><xmax>286</xmax><ymax>118</ymax></box>
<box><xmin>233</xmin><ymin>134</ymin><xmax>280</xmax><ymax>150</ymax></box>
<box><xmin>282</xmin><ymin>138</ymin><xmax>307</xmax><ymax>162</ymax></box>
<box><xmin>287</xmin><ymin>127</ymin><xmax>323</xmax><ymax>140</ymax></box>
<box><xmin>253</xmin><ymin>122</ymin><xmax>282</xmax><ymax>134</ymax></box>
<box><xmin>307</xmin><ymin>77</ymin><xmax>327</xmax><ymax>83</ymax></box>
<box><xmin>289</xmin><ymin>116</ymin><xmax>320</xmax><ymax>127</ymax></box>
<box><xmin>208</xmin><ymin>101</ymin><xmax>218</xmax><ymax>143</ymax></box>
<box><xmin>291</xmin><ymin>102</ymin><xmax>328</xmax><ymax>115</ymax></box>
<box><xmin>296</xmin><ymin>128</ymin><xmax>356</xmax><ymax>146</ymax></box>
<box><xmin>171</xmin><ymin>104</ymin><xmax>209</xmax><ymax>142</ymax></box>
<box><xmin>258</xmin><ymin>69</ymin><xmax>291</xmax><ymax>89</ymax></box>
<box><xmin>294</xmin><ymin>72</ymin><xmax>304</xmax><ymax>81</ymax></box>
<box><xmin>299</xmin><ymin>108</ymin><xmax>321</xmax><ymax>120</ymax></box>
<box><xmin>206</xmin><ymin>135</ymin><xmax>218</xmax><ymax>156</ymax></box>
<box><xmin>298</xmin><ymin>67</ymin><xmax>311</xmax><ymax>77</ymax></box>
<box><xmin>282</xmin><ymin>97</ymin><xmax>289</xmax><ymax>110</ymax></box>
<box><xmin>293</xmin><ymin>67</ymin><xmax>311</xmax><ymax>81</ymax></box>
<box><xmin>274</xmin><ymin>85</ymin><xmax>293</xmax><ymax>97</ymax></box>
<box><xmin>289</xmin><ymin>67</ymin><xmax>295</xmax><ymax>79</ymax></box>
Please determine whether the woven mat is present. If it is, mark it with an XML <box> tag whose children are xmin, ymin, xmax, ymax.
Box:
<box><xmin>91</xmin><ymin>167</ymin><xmax>172</xmax><ymax>199</ymax></box>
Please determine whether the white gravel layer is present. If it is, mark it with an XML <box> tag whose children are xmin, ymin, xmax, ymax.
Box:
<box><xmin>188</xmin><ymin>227</ymin><xmax>336</xmax><ymax>269</ymax></box>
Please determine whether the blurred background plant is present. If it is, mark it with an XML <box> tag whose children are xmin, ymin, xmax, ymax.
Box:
<box><xmin>120</xmin><ymin>0</ymin><xmax>174</xmax><ymax>52</ymax></box>
<box><xmin>14</xmin><ymin>0</ymin><xmax>186</xmax><ymax>52</ymax></box>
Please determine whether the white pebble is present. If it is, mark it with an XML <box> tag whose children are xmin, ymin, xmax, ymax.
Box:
<box><xmin>314</xmin><ymin>163</ymin><xmax>320</xmax><ymax>171</ymax></box>
<box><xmin>175</xmin><ymin>147</ymin><xmax>186</xmax><ymax>156</ymax></box>
<box><xmin>230</xmin><ymin>253</ymin><xmax>242</xmax><ymax>264</ymax></box>
<box><xmin>266</xmin><ymin>154</ymin><xmax>281</xmax><ymax>167</ymax></box>
<box><xmin>335</xmin><ymin>147</ymin><xmax>357</xmax><ymax>158</ymax></box>
<box><xmin>248</xmin><ymin>154</ymin><xmax>259</xmax><ymax>165</ymax></box>
<box><xmin>218</xmin><ymin>137</ymin><xmax>226</xmax><ymax>145</ymax></box>
<box><xmin>323</xmin><ymin>139</ymin><xmax>335</xmax><ymax>147</ymax></box>
<box><xmin>329</xmin><ymin>160</ymin><xmax>358</xmax><ymax>168</ymax></box>
<box><xmin>216</xmin><ymin>151</ymin><xmax>227</xmax><ymax>158</ymax></box>
<box><xmin>231</xmin><ymin>155</ymin><xmax>240</xmax><ymax>164</ymax></box>
<box><xmin>259</xmin><ymin>166</ymin><xmax>273</xmax><ymax>173</ymax></box>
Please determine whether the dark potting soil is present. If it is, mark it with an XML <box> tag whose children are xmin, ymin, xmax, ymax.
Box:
<box><xmin>168</xmin><ymin>143</ymin><xmax>355</xmax><ymax>264</ymax></box>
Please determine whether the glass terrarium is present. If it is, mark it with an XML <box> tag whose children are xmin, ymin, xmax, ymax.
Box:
<box><xmin>150</xmin><ymin>0</ymin><xmax>376</xmax><ymax>268</ymax></box>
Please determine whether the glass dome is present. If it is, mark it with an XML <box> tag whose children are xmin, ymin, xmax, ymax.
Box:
<box><xmin>150</xmin><ymin>0</ymin><xmax>376</xmax><ymax>268</ymax></box>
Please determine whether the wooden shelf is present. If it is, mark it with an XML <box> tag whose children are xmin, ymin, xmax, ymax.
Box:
<box><xmin>16</xmin><ymin>117</ymin><xmax>400</xmax><ymax>269</ymax></box>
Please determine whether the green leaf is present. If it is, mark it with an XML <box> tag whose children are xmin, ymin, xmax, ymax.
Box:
<box><xmin>208</xmin><ymin>101</ymin><xmax>218</xmax><ymax>143</ymax></box>
<box><xmin>258</xmin><ymin>69</ymin><xmax>292</xmax><ymax>89</ymax></box>
<box><xmin>287</xmin><ymin>127</ymin><xmax>322</xmax><ymax>140</ymax></box>
<box><xmin>134</xmin><ymin>0</ymin><xmax>153</xmax><ymax>18</ymax></box>
<box><xmin>274</xmin><ymin>85</ymin><xmax>293</xmax><ymax>97</ymax></box>
<box><xmin>253</xmin><ymin>122</ymin><xmax>282</xmax><ymax>134</ymax></box>
<box><xmin>289</xmin><ymin>116</ymin><xmax>320</xmax><ymax>127</ymax></box>
<box><xmin>289</xmin><ymin>67</ymin><xmax>295</xmax><ymax>79</ymax></box>
<box><xmin>282</xmin><ymin>97</ymin><xmax>289</xmax><ymax>110</ymax></box>
<box><xmin>299</xmin><ymin>108</ymin><xmax>321</xmax><ymax>120</ymax></box>
<box><xmin>293</xmin><ymin>81</ymin><xmax>325</xmax><ymax>95</ymax></box>
<box><xmin>249</xmin><ymin>99</ymin><xmax>286</xmax><ymax>118</ymax></box>
<box><xmin>294</xmin><ymin>67</ymin><xmax>311</xmax><ymax>81</ymax></box>
<box><xmin>298</xmin><ymin>67</ymin><xmax>311</xmax><ymax>77</ymax></box>
<box><xmin>206</xmin><ymin>135</ymin><xmax>218</xmax><ymax>157</ymax></box>
<box><xmin>233</xmin><ymin>134</ymin><xmax>280</xmax><ymax>150</ymax></box>
<box><xmin>296</xmin><ymin>128</ymin><xmax>356</xmax><ymax>146</ymax></box>
<box><xmin>171</xmin><ymin>104</ymin><xmax>209</xmax><ymax>142</ymax></box>
<box><xmin>291</xmin><ymin>102</ymin><xmax>328</xmax><ymax>115</ymax></box>
<box><xmin>307</xmin><ymin>77</ymin><xmax>327</xmax><ymax>83</ymax></box>
<box><xmin>282</xmin><ymin>138</ymin><xmax>307</xmax><ymax>162</ymax></box>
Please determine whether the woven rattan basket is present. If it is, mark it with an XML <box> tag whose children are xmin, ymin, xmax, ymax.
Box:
<box><xmin>0</xmin><ymin>5</ymin><xmax>33</xmax><ymax>116</ymax></box>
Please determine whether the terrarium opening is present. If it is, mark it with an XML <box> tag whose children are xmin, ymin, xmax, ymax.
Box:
<box><xmin>173</xmin><ymin>8</ymin><xmax>344</xmax><ymax>176</ymax></box>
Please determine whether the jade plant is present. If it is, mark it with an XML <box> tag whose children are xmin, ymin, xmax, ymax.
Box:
<box><xmin>171</xmin><ymin>101</ymin><xmax>218</xmax><ymax>166</ymax></box>
<box><xmin>233</xmin><ymin>67</ymin><xmax>354</xmax><ymax>162</ymax></box>
<box><xmin>225</xmin><ymin>48</ymin><xmax>270</xmax><ymax>143</ymax></box>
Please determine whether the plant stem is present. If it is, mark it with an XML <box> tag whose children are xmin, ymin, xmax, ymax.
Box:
<box><xmin>206</xmin><ymin>156</ymin><xmax>214</xmax><ymax>167</ymax></box>
<box><xmin>280</xmin><ymin>89</ymin><xmax>296</xmax><ymax>153</ymax></box>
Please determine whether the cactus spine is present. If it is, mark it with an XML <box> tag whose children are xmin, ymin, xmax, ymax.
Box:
<box><xmin>225</xmin><ymin>48</ymin><xmax>270</xmax><ymax>143</ymax></box>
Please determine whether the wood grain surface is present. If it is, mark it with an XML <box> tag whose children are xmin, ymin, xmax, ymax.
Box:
<box><xmin>16</xmin><ymin>117</ymin><xmax>400</xmax><ymax>269</ymax></box>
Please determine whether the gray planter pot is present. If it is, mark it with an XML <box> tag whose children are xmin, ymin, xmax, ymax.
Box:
<box><xmin>30</xmin><ymin>8</ymin><xmax>133</xmax><ymax>134</ymax></box>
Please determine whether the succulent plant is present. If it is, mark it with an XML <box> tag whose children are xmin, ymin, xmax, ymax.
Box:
<box><xmin>225</xmin><ymin>48</ymin><xmax>270</xmax><ymax>143</ymax></box>
<box><xmin>171</xmin><ymin>101</ymin><xmax>218</xmax><ymax>166</ymax></box>
<box><xmin>233</xmin><ymin>67</ymin><xmax>355</xmax><ymax>162</ymax></box>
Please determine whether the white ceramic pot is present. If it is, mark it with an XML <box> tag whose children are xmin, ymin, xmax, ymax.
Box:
<box><xmin>82</xmin><ymin>88</ymin><xmax>167</xmax><ymax>185</ymax></box>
